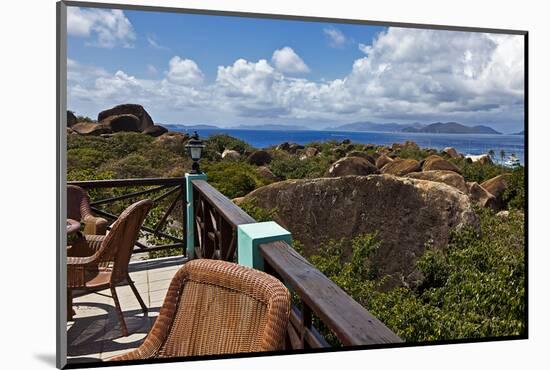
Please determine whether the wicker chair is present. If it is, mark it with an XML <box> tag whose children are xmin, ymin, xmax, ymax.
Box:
<box><xmin>67</xmin><ymin>185</ymin><xmax>109</xmax><ymax>235</ymax></box>
<box><xmin>67</xmin><ymin>199</ymin><xmax>153</xmax><ymax>336</ymax></box>
<box><xmin>112</xmin><ymin>259</ymin><xmax>291</xmax><ymax>360</ymax></box>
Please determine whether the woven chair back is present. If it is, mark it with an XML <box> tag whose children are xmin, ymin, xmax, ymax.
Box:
<box><xmin>100</xmin><ymin>199</ymin><xmax>153</xmax><ymax>283</ymax></box>
<box><xmin>67</xmin><ymin>185</ymin><xmax>92</xmax><ymax>221</ymax></box>
<box><xmin>155</xmin><ymin>259</ymin><xmax>290</xmax><ymax>357</ymax></box>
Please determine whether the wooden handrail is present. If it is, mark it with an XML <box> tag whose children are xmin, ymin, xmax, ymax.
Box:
<box><xmin>192</xmin><ymin>180</ymin><xmax>255</xmax><ymax>227</ymax></box>
<box><xmin>260</xmin><ymin>240</ymin><xmax>403</xmax><ymax>346</ymax></box>
<box><xmin>68</xmin><ymin>177</ymin><xmax>186</xmax><ymax>188</ymax></box>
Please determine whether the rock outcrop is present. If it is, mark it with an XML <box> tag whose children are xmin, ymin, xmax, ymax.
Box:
<box><xmin>154</xmin><ymin>132</ymin><xmax>189</xmax><ymax>151</ymax></box>
<box><xmin>325</xmin><ymin>157</ymin><xmax>378</xmax><ymax>177</ymax></box>
<box><xmin>98</xmin><ymin>104</ymin><xmax>154</xmax><ymax>131</ymax></box>
<box><xmin>276</xmin><ymin>142</ymin><xmax>290</xmax><ymax>151</ymax></box>
<box><xmin>467</xmin><ymin>182</ymin><xmax>498</xmax><ymax>210</ymax></box>
<box><xmin>256</xmin><ymin>166</ymin><xmax>278</xmax><ymax>182</ymax></box>
<box><xmin>71</xmin><ymin>122</ymin><xmax>112</xmax><ymax>136</ymax></box>
<box><xmin>443</xmin><ymin>147</ymin><xmax>460</xmax><ymax>158</ymax></box>
<box><xmin>299</xmin><ymin>147</ymin><xmax>318</xmax><ymax>160</ymax></box>
<box><xmin>275</xmin><ymin>142</ymin><xmax>304</xmax><ymax>154</ymax></box>
<box><xmin>421</xmin><ymin>155</ymin><xmax>461</xmax><ymax>174</ymax></box>
<box><xmin>143</xmin><ymin>125</ymin><xmax>168</xmax><ymax>137</ymax></box>
<box><xmin>285</xmin><ymin>143</ymin><xmax>304</xmax><ymax>154</ymax></box>
<box><xmin>481</xmin><ymin>173</ymin><xmax>512</xmax><ymax>208</ymax></box>
<box><xmin>392</xmin><ymin>141</ymin><xmax>420</xmax><ymax>153</ymax></box>
<box><xmin>100</xmin><ymin>114</ymin><xmax>140</xmax><ymax>132</ymax></box>
<box><xmin>375</xmin><ymin>154</ymin><xmax>393</xmax><ymax>169</ymax></box>
<box><xmin>221</xmin><ymin>149</ymin><xmax>241</xmax><ymax>160</ymax></box>
<box><xmin>67</xmin><ymin>111</ymin><xmax>77</xmax><ymax>127</ymax></box>
<box><xmin>94</xmin><ymin>104</ymin><xmax>167</xmax><ymax>136</ymax></box>
<box><xmin>346</xmin><ymin>151</ymin><xmax>376</xmax><ymax>165</ymax></box>
<box><xmin>467</xmin><ymin>154</ymin><xmax>493</xmax><ymax>165</ymax></box>
<box><xmin>380</xmin><ymin>158</ymin><xmax>421</xmax><ymax>176</ymax></box>
<box><xmin>477</xmin><ymin>155</ymin><xmax>493</xmax><ymax>165</ymax></box>
<box><xmin>248</xmin><ymin>150</ymin><xmax>273</xmax><ymax>166</ymax></box>
<box><xmin>243</xmin><ymin>175</ymin><xmax>478</xmax><ymax>287</ymax></box>
<box><xmin>406</xmin><ymin>170</ymin><xmax>468</xmax><ymax>193</ymax></box>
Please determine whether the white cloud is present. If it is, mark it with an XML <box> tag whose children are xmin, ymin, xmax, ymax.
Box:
<box><xmin>146</xmin><ymin>34</ymin><xmax>169</xmax><ymax>50</ymax></box>
<box><xmin>271</xmin><ymin>47</ymin><xmax>310</xmax><ymax>74</ymax></box>
<box><xmin>342</xmin><ymin>28</ymin><xmax>524</xmax><ymax>124</ymax></box>
<box><xmin>67</xmin><ymin>7</ymin><xmax>135</xmax><ymax>48</ymax></box>
<box><xmin>324</xmin><ymin>27</ymin><xmax>347</xmax><ymax>48</ymax></box>
<box><xmin>358</xmin><ymin>43</ymin><xmax>371</xmax><ymax>54</ymax></box>
<box><xmin>166</xmin><ymin>56</ymin><xmax>204</xmax><ymax>86</ymax></box>
<box><xmin>216</xmin><ymin>59</ymin><xmax>278</xmax><ymax>98</ymax></box>
<box><xmin>67</xmin><ymin>30</ymin><xmax>524</xmax><ymax>130</ymax></box>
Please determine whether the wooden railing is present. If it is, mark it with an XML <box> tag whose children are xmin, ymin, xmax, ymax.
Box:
<box><xmin>190</xmin><ymin>179</ymin><xmax>403</xmax><ymax>349</ymax></box>
<box><xmin>67</xmin><ymin>177</ymin><xmax>186</xmax><ymax>255</ymax></box>
<box><xmin>261</xmin><ymin>241</ymin><xmax>403</xmax><ymax>348</ymax></box>
<box><xmin>192</xmin><ymin>179</ymin><xmax>254</xmax><ymax>261</ymax></box>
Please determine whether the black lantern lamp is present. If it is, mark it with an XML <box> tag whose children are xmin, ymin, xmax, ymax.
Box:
<box><xmin>185</xmin><ymin>131</ymin><xmax>205</xmax><ymax>174</ymax></box>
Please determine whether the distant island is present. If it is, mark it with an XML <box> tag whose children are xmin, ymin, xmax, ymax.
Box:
<box><xmin>329</xmin><ymin>121</ymin><xmax>424</xmax><ymax>132</ymax></box>
<box><xmin>164</xmin><ymin>121</ymin><xmax>506</xmax><ymax>135</ymax></box>
<box><xmin>512</xmin><ymin>130</ymin><xmax>525</xmax><ymax>135</ymax></box>
<box><xmin>402</xmin><ymin>122</ymin><xmax>502</xmax><ymax>135</ymax></box>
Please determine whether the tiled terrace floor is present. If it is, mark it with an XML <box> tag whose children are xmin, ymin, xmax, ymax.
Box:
<box><xmin>67</xmin><ymin>255</ymin><xmax>186</xmax><ymax>365</ymax></box>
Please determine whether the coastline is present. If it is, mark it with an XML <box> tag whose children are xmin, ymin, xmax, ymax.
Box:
<box><xmin>166</xmin><ymin>126</ymin><xmax>525</xmax><ymax>164</ymax></box>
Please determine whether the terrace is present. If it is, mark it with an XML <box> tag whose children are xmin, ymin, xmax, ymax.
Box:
<box><xmin>66</xmin><ymin>173</ymin><xmax>402</xmax><ymax>365</ymax></box>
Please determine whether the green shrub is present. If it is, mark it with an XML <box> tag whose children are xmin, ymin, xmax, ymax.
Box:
<box><xmin>305</xmin><ymin>140</ymin><xmax>340</xmax><ymax>156</ymax></box>
<box><xmin>204</xmin><ymin>161</ymin><xmax>269</xmax><ymax>198</ymax></box>
<box><xmin>453</xmin><ymin>159</ymin><xmax>508</xmax><ymax>183</ymax></box>
<box><xmin>203</xmin><ymin>134</ymin><xmax>254</xmax><ymax>159</ymax></box>
<box><xmin>67</xmin><ymin>168</ymin><xmax>115</xmax><ymax>182</ymax></box>
<box><xmin>104</xmin><ymin>153</ymin><xmax>162</xmax><ymax>178</ymax></box>
<box><xmin>307</xmin><ymin>209</ymin><xmax>525</xmax><ymax>342</ymax></box>
<box><xmin>503</xmin><ymin>167</ymin><xmax>525</xmax><ymax>210</ymax></box>
<box><xmin>396</xmin><ymin>147</ymin><xmax>432</xmax><ymax>160</ymax></box>
<box><xmin>107</xmin><ymin>132</ymin><xmax>155</xmax><ymax>157</ymax></box>
<box><xmin>67</xmin><ymin>147</ymin><xmax>109</xmax><ymax>169</ymax></box>
<box><xmin>269</xmin><ymin>154</ymin><xmax>332</xmax><ymax>179</ymax></box>
<box><xmin>76</xmin><ymin>115</ymin><xmax>94</xmax><ymax>123</ymax></box>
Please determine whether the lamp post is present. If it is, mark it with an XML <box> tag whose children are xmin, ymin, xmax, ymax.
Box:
<box><xmin>185</xmin><ymin>131</ymin><xmax>205</xmax><ymax>174</ymax></box>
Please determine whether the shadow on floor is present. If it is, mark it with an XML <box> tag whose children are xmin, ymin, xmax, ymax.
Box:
<box><xmin>67</xmin><ymin>301</ymin><xmax>159</xmax><ymax>357</ymax></box>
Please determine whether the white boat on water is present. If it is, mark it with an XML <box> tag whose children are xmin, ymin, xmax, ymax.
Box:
<box><xmin>465</xmin><ymin>153</ymin><xmax>521</xmax><ymax>167</ymax></box>
<box><xmin>504</xmin><ymin>154</ymin><xmax>520</xmax><ymax>167</ymax></box>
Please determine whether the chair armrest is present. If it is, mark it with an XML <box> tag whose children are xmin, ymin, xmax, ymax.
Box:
<box><xmin>84</xmin><ymin>234</ymin><xmax>106</xmax><ymax>254</ymax></box>
<box><xmin>83</xmin><ymin>215</ymin><xmax>109</xmax><ymax>235</ymax></box>
<box><xmin>67</xmin><ymin>255</ymin><xmax>98</xmax><ymax>267</ymax></box>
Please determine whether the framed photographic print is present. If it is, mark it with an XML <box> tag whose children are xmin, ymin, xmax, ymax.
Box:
<box><xmin>57</xmin><ymin>1</ymin><xmax>527</xmax><ymax>368</ymax></box>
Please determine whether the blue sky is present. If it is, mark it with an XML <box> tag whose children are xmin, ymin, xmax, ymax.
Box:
<box><xmin>67</xmin><ymin>6</ymin><xmax>525</xmax><ymax>133</ymax></box>
<box><xmin>69</xmin><ymin>11</ymin><xmax>385</xmax><ymax>83</ymax></box>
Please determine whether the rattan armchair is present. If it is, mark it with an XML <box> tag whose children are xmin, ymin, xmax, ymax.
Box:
<box><xmin>67</xmin><ymin>185</ymin><xmax>109</xmax><ymax>235</ymax></box>
<box><xmin>112</xmin><ymin>259</ymin><xmax>291</xmax><ymax>360</ymax></box>
<box><xmin>67</xmin><ymin>199</ymin><xmax>153</xmax><ymax>336</ymax></box>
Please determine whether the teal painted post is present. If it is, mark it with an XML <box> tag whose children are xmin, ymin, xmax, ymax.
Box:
<box><xmin>237</xmin><ymin>222</ymin><xmax>292</xmax><ymax>270</ymax></box>
<box><xmin>185</xmin><ymin>173</ymin><xmax>207</xmax><ymax>259</ymax></box>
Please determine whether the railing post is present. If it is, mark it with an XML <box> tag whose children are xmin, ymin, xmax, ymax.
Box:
<box><xmin>237</xmin><ymin>221</ymin><xmax>292</xmax><ymax>270</ymax></box>
<box><xmin>185</xmin><ymin>172</ymin><xmax>207</xmax><ymax>259</ymax></box>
